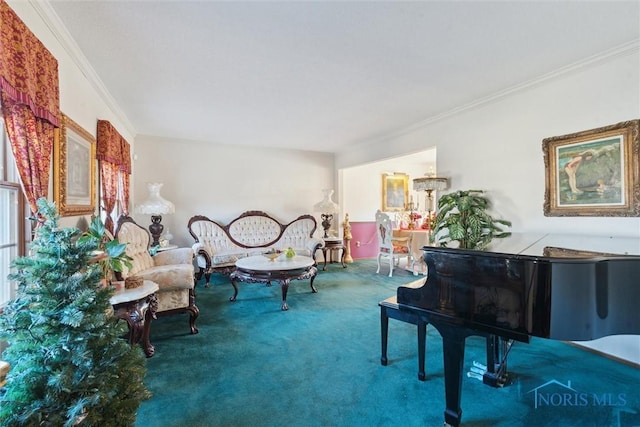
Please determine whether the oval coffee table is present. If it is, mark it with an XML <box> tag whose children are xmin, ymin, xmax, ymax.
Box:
<box><xmin>230</xmin><ymin>255</ymin><xmax>318</xmax><ymax>310</ymax></box>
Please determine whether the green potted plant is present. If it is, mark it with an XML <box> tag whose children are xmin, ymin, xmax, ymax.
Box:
<box><xmin>430</xmin><ymin>189</ymin><xmax>512</xmax><ymax>250</ymax></box>
<box><xmin>78</xmin><ymin>216</ymin><xmax>133</xmax><ymax>284</ymax></box>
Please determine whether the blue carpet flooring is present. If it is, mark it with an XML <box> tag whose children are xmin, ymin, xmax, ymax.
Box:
<box><xmin>135</xmin><ymin>260</ymin><xmax>640</xmax><ymax>427</ymax></box>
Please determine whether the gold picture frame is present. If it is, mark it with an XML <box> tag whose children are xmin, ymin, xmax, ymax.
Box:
<box><xmin>543</xmin><ymin>246</ymin><xmax>618</xmax><ymax>258</ymax></box>
<box><xmin>381</xmin><ymin>173</ymin><xmax>409</xmax><ymax>212</ymax></box>
<box><xmin>543</xmin><ymin>120</ymin><xmax>640</xmax><ymax>217</ymax></box>
<box><xmin>53</xmin><ymin>114</ymin><xmax>96</xmax><ymax>216</ymax></box>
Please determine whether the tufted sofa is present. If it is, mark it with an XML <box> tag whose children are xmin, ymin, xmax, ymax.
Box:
<box><xmin>115</xmin><ymin>216</ymin><xmax>199</xmax><ymax>334</ymax></box>
<box><xmin>188</xmin><ymin>210</ymin><xmax>324</xmax><ymax>287</ymax></box>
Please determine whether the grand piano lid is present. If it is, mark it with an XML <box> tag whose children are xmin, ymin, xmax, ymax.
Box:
<box><xmin>481</xmin><ymin>232</ymin><xmax>640</xmax><ymax>257</ymax></box>
<box><xmin>412</xmin><ymin>232</ymin><xmax>640</xmax><ymax>342</ymax></box>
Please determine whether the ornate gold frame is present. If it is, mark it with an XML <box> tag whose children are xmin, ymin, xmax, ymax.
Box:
<box><xmin>543</xmin><ymin>120</ymin><xmax>639</xmax><ymax>217</ymax></box>
<box><xmin>543</xmin><ymin>246</ymin><xmax>618</xmax><ymax>258</ymax></box>
<box><xmin>53</xmin><ymin>114</ymin><xmax>96</xmax><ymax>216</ymax></box>
<box><xmin>381</xmin><ymin>173</ymin><xmax>409</xmax><ymax>212</ymax></box>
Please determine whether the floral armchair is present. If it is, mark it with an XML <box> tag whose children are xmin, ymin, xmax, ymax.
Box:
<box><xmin>115</xmin><ymin>216</ymin><xmax>199</xmax><ymax>334</ymax></box>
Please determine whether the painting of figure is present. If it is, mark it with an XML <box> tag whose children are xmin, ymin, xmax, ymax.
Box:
<box><xmin>543</xmin><ymin>119</ymin><xmax>639</xmax><ymax>217</ymax></box>
<box><xmin>556</xmin><ymin>137</ymin><xmax>623</xmax><ymax>206</ymax></box>
<box><xmin>382</xmin><ymin>173</ymin><xmax>408</xmax><ymax>212</ymax></box>
<box><xmin>66</xmin><ymin>133</ymin><xmax>91</xmax><ymax>200</ymax></box>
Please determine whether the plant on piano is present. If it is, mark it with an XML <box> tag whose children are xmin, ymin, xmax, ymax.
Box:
<box><xmin>430</xmin><ymin>189</ymin><xmax>512</xmax><ymax>250</ymax></box>
<box><xmin>0</xmin><ymin>198</ymin><xmax>150</xmax><ymax>426</ymax></box>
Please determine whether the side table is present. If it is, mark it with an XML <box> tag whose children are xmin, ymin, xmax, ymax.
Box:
<box><xmin>110</xmin><ymin>280</ymin><xmax>159</xmax><ymax>357</ymax></box>
<box><xmin>317</xmin><ymin>238</ymin><xmax>347</xmax><ymax>271</ymax></box>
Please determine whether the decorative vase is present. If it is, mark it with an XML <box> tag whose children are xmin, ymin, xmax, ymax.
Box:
<box><xmin>162</xmin><ymin>227</ymin><xmax>173</xmax><ymax>244</ymax></box>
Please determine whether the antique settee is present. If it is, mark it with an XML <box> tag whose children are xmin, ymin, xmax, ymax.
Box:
<box><xmin>115</xmin><ymin>216</ymin><xmax>199</xmax><ymax>334</ymax></box>
<box><xmin>188</xmin><ymin>210</ymin><xmax>323</xmax><ymax>287</ymax></box>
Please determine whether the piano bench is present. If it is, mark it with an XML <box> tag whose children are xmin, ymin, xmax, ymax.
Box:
<box><xmin>379</xmin><ymin>296</ymin><xmax>428</xmax><ymax>381</ymax></box>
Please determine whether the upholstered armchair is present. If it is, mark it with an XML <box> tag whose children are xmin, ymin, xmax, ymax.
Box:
<box><xmin>115</xmin><ymin>216</ymin><xmax>199</xmax><ymax>334</ymax></box>
<box><xmin>375</xmin><ymin>210</ymin><xmax>411</xmax><ymax>277</ymax></box>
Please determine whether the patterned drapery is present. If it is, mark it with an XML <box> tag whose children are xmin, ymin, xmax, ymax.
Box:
<box><xmin>100</xmin><ymin>161</ymin><xmax>119</xmax><ymax>233</ymax></box>
<box><xmin>97</xmin><ymin>120</ymin><xmax>131</xmax><ymax>232</ymax></box>
<box><xmin>97</xmin><ymin>120</ymin><xmax>126</xmax><ymax>165</ymax></box>
<box><xmin>2</xmin><ymin>93</ymin><xmax>55</xmax><ymax>214</ymax></box>
<box><xmin>0</xmin><ymin>0</ymin><xmax>60</xmax><ymax>214</ymax></box>
<box><xmin>119</xmin><ymin>137</ymin><xmax>131</xmax><ymax>216</ymax></box>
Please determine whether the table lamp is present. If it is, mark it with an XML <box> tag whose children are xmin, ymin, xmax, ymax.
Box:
<box><xmin>412</xmin><ymin>175</ymin><xmax>449</xmax><ymax>227</ymax></box>
<box><xmin>135</xmin><ymin>182</ymin><xmax>175</xmax><ymax>247</ymax></box>
<box><xmin>313</xmin><ymin>189</ymin><xmax>339</xmax><ymax>238</ymax></box>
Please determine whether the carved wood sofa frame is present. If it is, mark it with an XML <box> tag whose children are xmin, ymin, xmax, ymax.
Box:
<box><xmin>188</xmin><ymin>210</ymin><xmax>323</xmax><ymax>287</ymax></box>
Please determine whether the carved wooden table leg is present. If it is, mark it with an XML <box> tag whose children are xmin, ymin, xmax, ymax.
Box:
<box><xmin>230</xmin><ymin>256</ymin><xmax>318</xmax><ymax>310</ymax></box>
<box><xmin>140</xmin><ymin>293</ymin><xmax>158</xmax><ymax>357</ymax></box>
<box><xmin>280</xmin><ymin>278</ymin><xmax>290</xmax><ymax>311</ymax></box>
<box><xmin>309</xmin><ymin>268</ymin><xmax>318</xmax><ymax>293</ymax></box>
<box><xmin>229</xmin><ymin>274</ymin><xmax>240</xmax><ymax>302</ymax></box>
<box><xmin>110</xmin><ymin>281</ymin><xmax>159</xmax><ymax>358</ymax></box>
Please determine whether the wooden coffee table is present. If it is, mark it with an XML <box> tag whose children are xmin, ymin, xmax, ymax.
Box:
<box><xmin>230</xmin><ymin>255</ymin><xmax>318</xmax><ymax>310</ymax></box>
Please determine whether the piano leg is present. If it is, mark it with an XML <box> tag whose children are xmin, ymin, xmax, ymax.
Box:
<box><xmin>379</xmin><ymin>298</ymin><xmax>428</xmax><ymax>381</ymax></box>
<box><xmin>434</xmin><ymin>322</ymin><xmax>467</xmax><ymax>427</ymax></box>
<box><xmin>483</xmin><ymin>335</ymin><xmax>514</xmax><ymax>388</ymax></box>
<box><xmin>380</xmin><ymin>305</ymin><xmax>389</xmax><ymax>366</ymax></box>
<box><xmin>417</xmin><ymin>321</ymin><xmax>427</xmax><ymax>381</ymax></box>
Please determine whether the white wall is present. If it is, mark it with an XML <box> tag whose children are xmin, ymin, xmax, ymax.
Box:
<box><xmin>132</xmin><ymin>136</ymin><xmax>335</xmax><ymax>248</ymax></box>
<box><xmin>337</xmin><ymin>47</ymin><xmax>640</xmax><ymax>364</ymax></box>
<box><xmin>338</xmin><ymin>47</ymin><xmax>640</xmax><ymax>238</ymax></box>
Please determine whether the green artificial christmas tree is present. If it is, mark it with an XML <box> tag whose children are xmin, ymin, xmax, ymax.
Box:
<box><xmin>0</xmin><ymin>198</ymin><xmax>150</xmax><ymax>427</ymax></box>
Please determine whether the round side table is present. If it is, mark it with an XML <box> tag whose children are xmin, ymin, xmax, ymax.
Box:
<box><xmin>318</xmin><ymin>238</ymin><xmax>347</xmax><ymax>271</ymax></box>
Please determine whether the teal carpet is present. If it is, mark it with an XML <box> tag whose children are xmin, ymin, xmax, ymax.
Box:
<box><xmin>136</xmin><ymin>260</ymin><xmax>640</xmax><ymax>427</ymax></box>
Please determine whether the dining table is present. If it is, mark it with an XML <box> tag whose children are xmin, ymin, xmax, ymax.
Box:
<box><xmin>393</xmin><ymin>228</ymin><xmax>430</xmax><ymax>275</ymax></box>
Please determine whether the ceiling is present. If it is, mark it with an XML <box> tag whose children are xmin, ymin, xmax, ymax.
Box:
<box><xmin>47</xmin><ymin>1</ymin><xmax>639</xmax><ymax>154</ymax></box>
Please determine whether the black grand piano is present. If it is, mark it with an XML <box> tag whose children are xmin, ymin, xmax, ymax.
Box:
<box><xmin>389</xmin><ymin>233</ymin><xmax>640</xmax><ymax>427</ymax></box>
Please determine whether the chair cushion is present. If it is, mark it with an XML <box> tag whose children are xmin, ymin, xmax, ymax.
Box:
<box><xmin>135</xmin><ymin>264</ymin><xmax>194</xmax><ymax>291</ymax></box>
<box><xmin>380</xmin><ymin>246</ymin><xmax>409</xmax><ymax>254</ymax></box>
<box><xmin>211</xmin><ymin>251</ymin><xmax>247</xmax><ymax>265</ymax></box>
<box><xmin>156</xmin><ymin>288</ymin><xmax>190</xmax><ymax>312</ymax></box>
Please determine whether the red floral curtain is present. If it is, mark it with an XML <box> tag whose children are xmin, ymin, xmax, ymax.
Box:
<box><xmin>0</xmin><ymin>0</ymin><xmax>60</xmax><ymax>215</ymax></box>
<box><xmin>119</xmin><ymin>137</ymin><xmax>131</xmax><ymax>216</ymax></box>
<box><xmin>97</xmin><ymin>120</ymin><xmax>131</xmax><ymax>232</ymax></box>
<box><xmin>100</xmin><ymin>161</ymin><xmax>119</xmax><ymax>233</ymax></box>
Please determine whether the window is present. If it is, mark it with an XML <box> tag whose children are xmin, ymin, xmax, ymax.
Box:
<box><xmin>0</xmin><ymin>119</ymin><xmax>27</xmax><ymax>308</ymax></box>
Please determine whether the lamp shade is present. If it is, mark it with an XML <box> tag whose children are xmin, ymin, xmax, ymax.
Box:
<box><xmin>313</xmin><ymin>189</ymin><xmax>339</xmax><ymax>213</ymax></box>
<box><xmin>135</xmin><ymin>182</ymin><xmax>175</xmax><ymax>215</ymax></box>
<box><xmin>413</xmin><ymin>176</ymin><xmax>449</xmax><ymax>192</ymax></box>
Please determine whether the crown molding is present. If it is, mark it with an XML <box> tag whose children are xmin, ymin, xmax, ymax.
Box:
<box><xmin>343</xmin><ymin>39</ymin><xmax>640</xmax><ymax>153</ymax></box>
<box><xmin>27</xmin><ymin>0</ymin><xmax>137</xmax><ymax>139</ymax></box>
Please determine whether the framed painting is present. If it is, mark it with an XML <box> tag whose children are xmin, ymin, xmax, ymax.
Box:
<box><xmin>53</xmin><ymin>114</ymin><xmax>96</xmax><ymax>216</ymax></box>
<box><xmin>382</xmin><ymin>173</ymin><xmax>409</xmax><ymax>212</ymax></box>
<box><xmin>543</xmin><ymin>120</ymin><xmax>639</xmax><ymax>217</ymax></box>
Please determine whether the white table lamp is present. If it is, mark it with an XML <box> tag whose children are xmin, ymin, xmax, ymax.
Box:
<box><xmin>135</xmin><ymin>182</ymin><xmax>175</xmax><ymax>247</ymax></box>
